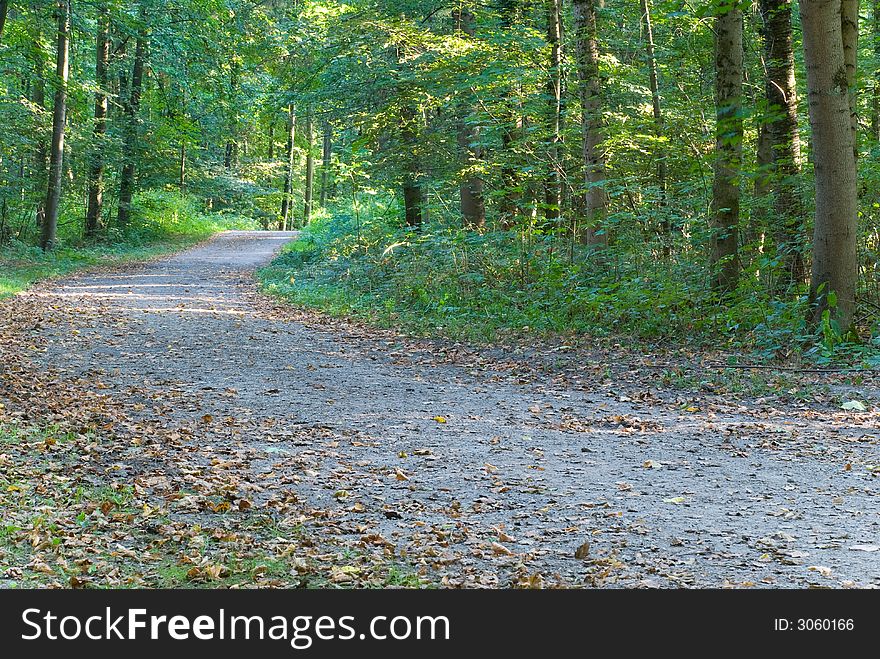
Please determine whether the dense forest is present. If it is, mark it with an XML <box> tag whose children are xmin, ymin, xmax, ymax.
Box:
<box><xmin>0</xmin><ymin>0</ymin><xmax>876</xmax><ymax>361</ymax></box>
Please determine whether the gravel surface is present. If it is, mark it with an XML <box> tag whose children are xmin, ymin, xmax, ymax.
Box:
<box><xmin>21</xmin><ymin>231</ymin><xmax>880</xmax><ymax>588</ymax></box>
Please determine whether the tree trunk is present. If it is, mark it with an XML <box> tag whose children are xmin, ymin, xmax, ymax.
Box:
<box><xmin>453</xmin><ymin>8</ymin><xmax>486</xmax><ymax>228</ymax></box>
<box><xmin>760</xmin><ymin>0</ymin><xmax>805</xmax><ymax>286</ymax></box>
<box><xmin>709</xmin><ymin>2</ymin><xmax>743</xmax><ymax>293</ymax></box>
<box><xmin>873</xmin><ymin>0</ymin><xmax>880</xmax><ymax>141</ymax></box>
<box><xmin>179</xmin><ymin>143</ymin><xmax>186</xmax><ymax>193</ymax></box>
<box><xmin>640</xmin><ymin>0</ymin><xmax>668</xmax><ymax>248</ymax></box>
<box><xmin>86</xmin><ymin>4</ymin><xmax>110</xmax><ymax>238</ymax></box>
<box><xmin>544</xmin><ymin>0</ymin><xmax>563</xmax><ymax>223</ymax></box>
<box><xmin>33</xmin><ymin>39</ymin><xmax>47</xmax><ymax>231</ymax></box>
<box><xmin>498</xmin><ymin>0</ymin><xmax>522</xmax><ymax>228</ymax></box>
<box><xmin>39</xmin><ymin>0</ymin><xmax>70</xmax><ymax>251</ymax></box>
<box><xmin>268</xmin><ymin>120</ymin><xmax>274</xmax><ymax>159</ymax></box>
<box><xmin>117</xmin><ymin>17</ymin><xmax>147</xmax><ymax>228</ymax></box>
<box><xmin>0</xmin><ymin>0</ymin><xmax>8</xmax><ymax>45</ymax></box>
<box><xmin>279</xmin><ymin>104</ymin><xmax>296</xmax><ymax>230</ymax></box>
<box><xmin>572</xmin><ymin>0</ymin><xmax>607</xmax><ymax>248</ymax></box>
<box><xmin>303</xmin><ymin>107</ymin><xmax>315</xmax><ymax>225</ymax></box>
<box><xmin>320</xmin><ymin>121</ymin><xmax>332</xmax><ymax>207</ymax></box>
<box><xmin>403</xmin><ymin>176</ymin><xmax>423</xmax><ymax>228</ymax></box>
<box><xmin>801</xmin><ymin>0</ymin><xmax>859</xmax><ymax>331</ymax></box>
<box><xmin>841</xmin><ymin>0</ymin><xmax>858</xmax><ymax>154</ymax></box>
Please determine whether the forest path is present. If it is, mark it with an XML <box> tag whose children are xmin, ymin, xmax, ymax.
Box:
<box><xmin>6</xmin><ymin>231</ymin><xmax>880</xmax><ymax>588</ymax></box>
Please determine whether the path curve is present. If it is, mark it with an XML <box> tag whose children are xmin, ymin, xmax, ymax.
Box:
<box><xmin>13</xmin><ymin>231</ymin><xmax>880</xmax><ymax>587</ymax></box>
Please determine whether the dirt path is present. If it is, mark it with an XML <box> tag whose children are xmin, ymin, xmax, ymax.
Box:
<box><xmin>4</xmin><ymin>231</ymin><xmax>880</xmax><ymax>588</ymax></box>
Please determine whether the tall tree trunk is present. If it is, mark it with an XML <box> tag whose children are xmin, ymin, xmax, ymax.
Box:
<box><xmin>640</xmin><ymin>0</ymin><xmax>668</xmax><ymax>249</ymax></box>
<box><xmin>841</xmin><ymin>0</ymin><xmax>858</xmax><ymax>154</ymax></box>
<box><xmin>303</xmin><ymin>107</ymin><xmax>315</xmax><ymax>225</ymax></box>
<box><xmin>873</xmin><ymin>0</ymin><xmax>880</xmax><ymax>140</ymax></box>
<box><xmin>86</xmin><ymin>4</ymin><xmax>110</xmax><ymax>238</ymax></box>
<box><xmin>39</xmin><ymin>0</ymin><xmax>70</xmax><ymax>251</ymax></box>
<box><xmin>572</xmin><ymin>0</ymin><xmax>607</xmax><ymax>248</ymax></box>
<box><xmin>401</xmin><ymin>104</ymin><xmax>423</xmax><ymax>228</ymax></box>
<box><xmin>801</xmin><ymin>0</ymin><xmax>859</xmax><ymax>331</ymax></box>
<box><xmin>402</xmin><ymin>176</ymin><xmax>423</xmax><ymax>228</ymax></box>
<box><xmin>544</xmin><ymin>0</ymin><xmax>563</xmax><ymax>223</ymax></box>
<box><xmin>279</xmin><ymin>104</ymin><xmax>296</xmax><ymax>230</ymax></box>
<box><xmin>268</xmin><ymin>120</ymin><xmax>274</xmax><ymax>159</ymax></box>
<box><xmin>709</xmin><ymin>2</ymin><xmax>743</xmax><ymax>293</ymax></box>
<box><xmin>320</xmin><ymin>121</ymin><xmax>332</xmax><ymax>207</ymax></box>
<box><xmin>117</xmin><ymin>17</ymin><xmax>147</xmax><ymax>228</ymax></box>
<box><xmin>454</xmin><ymin>8</ymin><xmax>486</xmax><ymax>228</ymax></box>
<box><xmin>760</xmin><ymin>0</ymin><xmax>805</xmax><ymax>285</ymax></box>
<box><xmin>179</xmin><ymin>143</ymin><xmax>186</xmax><ymax>193</ymax></box>
<box><xmin>498</xmin><ymin>0</ymin><xmax>522</xmax><ymax>228</ymax></box>
<box><xmin>0</xmin><ymin>0</ymin><xmax>8</xmax><ymax>45</ymax></box>
<box><xmin>33</xmin><ymin>38</ymin><xmax>47</xmax><ymax>231</ymax></box>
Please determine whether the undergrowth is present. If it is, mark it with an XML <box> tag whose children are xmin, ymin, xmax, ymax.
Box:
<box><xmin>259</xmin><ymin>198</ymin><xmax>880</xmax><ymax>366</ymax></box>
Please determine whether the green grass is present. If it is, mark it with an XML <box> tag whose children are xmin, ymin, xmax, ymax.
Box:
<box><xmin>1</xmin><ymin>189</ymin><xmax>259</xmax><ymax>299</ymax></box>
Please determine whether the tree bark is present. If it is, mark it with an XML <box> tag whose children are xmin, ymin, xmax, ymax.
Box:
<box><xmin>841</xmin><ymin>0</ymin><xmax>858</xmax><ymax>155</ymax></box>
<box><xmin>873</xmin><ymin>0</ymin><xmax>880</xmax><ymax>140</ymax></box>
<box><xmin>498</xmin><ymin>0</ymin><xmax>522</xmax><ymax>228</ymax></box>
<box><xmin>39</xmin><ymin>0</ymin><xmax>70</xmax><ymax>251</ymax></box>
<box><xmin>117</xmin><ymin>16</ymin><xmax>147</xmax><ymax>228</ymax></box>
<box><xmin>454</xmin><ymin>8</ymin><xmax>486</xmax><ymax>229</ymax></box>
<box><xmin>268</xmin><ymin>120</ymin><xmax>274</xmax><ymax>159</ymax></box>
<box><xmin>640</xmin><ymin>0</ymin><xmax>668</xmax><ymax>248</ymax></box>
<box><xmin>709</xmin><ymin>2</ymin><xmax>743</xmax><ymax>293</ymax></box>
<box><xmin>303</xmin><ymin>107</ymin><xmax>315</xmax><ymax>225</ymax></box>
<box><xmin>320</xmin><ymin>121</ymin><xmax>332</xmax><ymax>207</ymax></box>
<box><xmin>179</xmin><ymin>143</ymin><xmax>186</xmax><ymax>193</ymax></box>
<box><xmin>86</xmin><ymin>4</ymin><xmax>110</xmax><ymax>238</ymax></box>
<box><xmin>801</xmin><ymin>0</ymin><xmax>859</xmax><ymax>331</ymax></box>
<box><xmin>32</xmin><ymin>35</ymin><xmax>47</xmax><ymax>230</ymax></box>
<box><xmin>572</xmin><ymin>0</ymin><xmax>607</xmax><ymax>248</ymax></box>
<box><xmin>759</xmin><ymin>0</ymin><xmax>805</xmax><ymax>285</ymax></box>
<box><xmin>544</xmin><ymin>0</ymin><xmax>563</xmax><ymax>223</ymax></box>
<box><xmin>0</xmin><ymin>0</ymin><xmax>9</xmax><ymax>45</ymax></box>
<box><xmin>279</xmin><ymin>104</ymin><xmax>296</xmax><ymax>230</ymax></box>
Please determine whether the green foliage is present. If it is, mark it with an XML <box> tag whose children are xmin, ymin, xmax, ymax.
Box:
<box><xmin>259</xmin><ymin>199</ymin><xmax>861</xmax><ymax>362</ymax></box>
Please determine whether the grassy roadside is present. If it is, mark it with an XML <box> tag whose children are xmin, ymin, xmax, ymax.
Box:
<box><xmin>257</xmin><ymin>204</ymin><xmax>880</xmax><ymax>366</ymax></box>
<box><xmin>0</xmin><ymin>237</ymin><xmax>208</xmax><ymax>299</ymax></box>
<box><xmin>1</xmin><ymin>191</ymin><xmax>258</xmax><ymax>299</ymax></box>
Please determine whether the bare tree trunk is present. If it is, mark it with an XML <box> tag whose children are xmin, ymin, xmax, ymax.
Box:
<box><xmin>873</xmin><ymin>0</ymin><xmax>880</xmax><ymax>141</ymax></box>
<box><xmin>0</xmin><ymin>0</ymin><xmax>9</xmax><ymax>45</ymax></box>
<box><xmin>39</xmin><ymin>0</ymin><xmax>70</xmax><ymax>251</ymax></box>
<box><xmin>760</xmin><ymin>0</ymin><xmax>805</xmax><ymax>285</ymax></box>
<box><xmin>268</xmin><ymin>120</ymin><xmax>274</xmax><ymax>159</ymax></box>
<box><xmin>572</xmin><ymin>0</ymin><xmax>607</xmax><ymax>249</ymax></box>
<box><xmin>709</xmin><ymin>2</ymin><xmax>743</xmax><ymax>293</ymax></box>
<box><xmin>452</xmin><ymin>8</ymin><xmax>486</xmax><ymax>229</ymax></box>
<box><xmin>279</xmin><ymin>104</ymin><xmax>296</xmax><ymax>230</ymax></box>
<box><xmin>117</xmin><ymin>16</ymin><xmax>147</xmax><ymax>228</ymax></box>
<box><xmin>86</xmin><ymin>3</ymin><xmax>109</xmax><ymax>238</ymax></box>
<box><xmin>320</xmin><ymin>121</ymin><xmax>332</xmax><ymax>207</ymax></box>
<box><xmin>179</xmin><ymin>143</ymin><xmax>186</xmax><ymax>193</ymax></box>
<box><xmin>544</xmin><ymin>0</ymin><xmax>563</xmax><ymax>223</ymax></box>
<box><xmin>303</xmin><ymin>107</ymin><xmax>315</xmax><ymax>225</ymax></box>
<box><xmin>802</xmin><ymin>0</ymin><xmax>859</xmax><ymax>331</ymax></box>
<box><xmin>401</xmin><ymin>104</ymin><xmax>423</xmax><ymax>228</ymax></box>
<box><xmin>33</xmin><ymin>38</ymin><xmax>47</xmax><ymax>231</ymax></box>
<box><xmin>841</xmin><ymin>0</ymin><xmax>858</xmax><ymax>155</ymax></box>
<box><xmin>498</xmin><ymin>0</ymin><xmax>522</xmax><ymax>228</ymax></box>
<box><xmin>640</xmin><ymin>0</ymin><xmax>668</xmax><ymax>250</ymax></box>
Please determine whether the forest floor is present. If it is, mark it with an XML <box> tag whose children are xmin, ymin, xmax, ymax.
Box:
<box><xmin>2</xmin><ymin>230</ymin><xmax>880</xmax><ymax>589</ymax></box>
